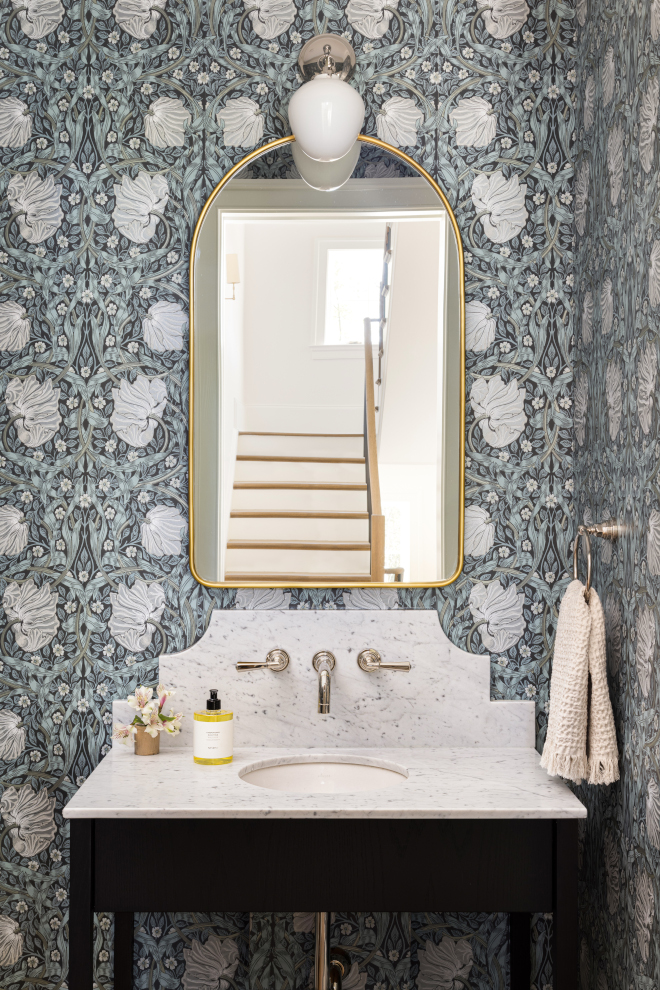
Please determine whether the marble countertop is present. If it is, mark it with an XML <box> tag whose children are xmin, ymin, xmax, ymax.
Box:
<box><xmin>63</xmin><ymin>746</ymin><xmax>586</xmax><ymax>820</ymax></box>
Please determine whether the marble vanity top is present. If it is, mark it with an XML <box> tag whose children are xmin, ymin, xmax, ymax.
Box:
<box><xmin>63</xmin><ymin>746</ymin><xmax>586</xmax><ymax>820</ymax></box>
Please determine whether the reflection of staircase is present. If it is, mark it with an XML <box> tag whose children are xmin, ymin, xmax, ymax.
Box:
<box><xmin>226</xmin><ymin>432</ymin><xmax>372</xmax><ymax>582</ymax></box>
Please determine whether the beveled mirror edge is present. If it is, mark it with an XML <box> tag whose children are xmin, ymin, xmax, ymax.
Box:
<box><xmin>188</xmin><ymin>134</ymin><xmax>466</xmax><ymax>589</ymax></box>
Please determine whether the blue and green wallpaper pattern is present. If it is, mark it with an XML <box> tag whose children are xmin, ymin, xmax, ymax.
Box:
<box><xmin>574</xmin><ymin>0</ymin><xmax>660</xmax><ymax>985</ymax></box>
<box><xmin>0</xmin><ymin>0</ymin><xmax>580</xmax><ymax>984</ymax></box>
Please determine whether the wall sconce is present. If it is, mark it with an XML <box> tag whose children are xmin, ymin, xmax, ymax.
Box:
<box><xmin>288</xmin><ymin>33</ymin><xmax>365</xmax><ymax>191</ymax></box>
<box><xmin>225</xmin><ymin>253</ymin><xmax>240</xmax><ymax>300</ymax></box>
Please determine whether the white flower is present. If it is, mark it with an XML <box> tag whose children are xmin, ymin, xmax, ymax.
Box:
<box><xmin>182</xmin><ymin>934</ymin><xmax>239</xmax><ymax>990</ymax></box>
<box><xmin>217</xmin><ymin>96</ymin><xmax>264</xmax><ymax>148</ymax></box>
<box><xmin>636</xmin><ymin>606</ymin><xmax>655</xmax><ymax>698</ymax></box>
<box><xmin>653</xmin><ymin>0</ymin><xmax>660</xmax><ymax>40</ymax></box>
<box><xmin>470</xmin><ymin>375</ymin><xmax>526</xmax><ymax>447</ymax></box>
<box><xmin>464</xmin><ymin>505</ymin><xmax>494</xmax><ymax>557</ymax></box>
<box><xmin>341</xmin><ymin>963</ymin><xmax>367</xmax><ymax>990</ymax></box>
<box><xmin>465</xmin><ymin>300</ymin><xmax>496</xmax><ymax>352</ymax></box>
<box><xmin>417</xmin><ymin>936</ymin><xmax>473</xmax><ymax>990</ymax></box>
<box><xmin>648</xmin><ymin>509</ymin><xmax>660</xmax><ymax>576</ymax></box>
<box><xmin>601</xmin><ymin>277</ymin><xmax>613</xmax><ymax>335</ymax></box>
<box><xmin>581</xmin><ymin>291</ymin><xmax>593</xmax><ymax>344</ymax></box>
<box><xmin>141</xmin><ymin>505</ymin><xmax>187</xmax><ymax>556</ymax></box>
<box><xmin>243</xmin><ymin>0</ymin><xmax>295</xmax><ymax>39</ymax></box>
<box><xmin>3</xmin><ymin>579</ymin><xmax>59</xmax><ymax>651</ymax></box>
<box><xmin>469</xmin><ymin>580</ymin><xmax>525</xmax><ymax>652</ymax></box>
<box><xmin>602</xmin><ymin>46</ymin><xmax>615</xmax><ymax>106</ymax></box>
<box><xmin>235</xmin><ymin>588</ymin><xmax>292</xmax><ymax>609</ymax></box>
<box><xmin>0</xmin><ymin>301</ymin><xmax>30</xmax><ymax>352</ymax></box>
<box><xmin>450</xmin><ymin>96</ymin><xmax>496</xmax><ymax>147</ymax></box>
<box><xmin>604</xmin><ymin>830</ymin><xmax>619</xmax><ymax>914</ymax></box>
<box><xmin>605</xmin><ymin>359</ymin><xmax>622</xmax><ymax>440</ymax></box>
<box><xmin>7</xmin><ymin>173</ymin><xmax>63</xmax><ymax>244</ymax></box>
<box><xmin>639</xmin><ymin>77</ymin><xmax>659</xmax><ymax>174</ymax></box>
<box><xmin>637</xmin><ymin>342</ymin><xmax>657</xmax><ymax>435</ymax></box>
<box><xmin>112</xmin><ymin>172</ymin><xmax>169</xmax><ymax>244</ymax></box>
<box><xmin>575</xmin><ymin>160</ymin><xmax>589</xmax><ymax>237</ymax></box>
<box><xmin>0</xmin><ymin>507</ymin><xmax>28</xmax><ymax>556</ymax></box>
<box><xmin>607</xmin><ymin>122</ymin><xmax>623</xmax><ymax>206</ymax></box>
<box><xmin>5</xmin><ymin>375</ymin><xmax>61</xmax><ymax>447</ymax></box>
<box><xmin>144</xmin><ymin>96</ymin><xmax>191</xmax><ymax>148</ymax></box>
<box><xmin>142</xmin><ymin>301</ymin><xmax>187</xmax><ymax>351</ymax></box>
<box><xmin>376</xmin><ymin>96</ymin><xmax>422</xmax><ymax>147</ymax></box>
<box><xmin>480</xmin><ymin>0</ymin><xmax>529</xmax><ymax>38</ymax></box>
<box><xmin>343</xmin><ymin>587</ymin><xmax>399</xmax><ymax>609</ymax></box>
<box><xmin>346</xmin><ymin>0</ymin><xmax>398</xmax><ymax>38</ymax></box>
<box><xmin>11</xmin><ymin>0</ymin><xmax>64</xmax><ymax>38</ymax></box>
<box><xmin>574</xmin><ymin>371</ymin><xmax>588</xmax><ymax>447</ymax></box>
<box><xmin>111</xmin><ymin>375</ymin><xmax>167</xmax><ymax>447</ymax></box>
<box><xmin>0</xmin><ymin>97</ymin><xmax>32</xmax><ymax>147</ymax></box>
<box><xmin>635</xmin><ymin>873</ymin><xmax>654</xmax><ymax>963</ymax></box>
<box><xmin>0</xmin><ymin>916</ymin><xmax>22</xmax><ymax>967</ymax></box>
<box><xmin>583</xmin><ymin>76</ymin><xmax>595</xmax><ymax>132</ymax></box>
<box><xmin>647</xmin><ymin>777</ymin><xmax>660</xmax><ymax>850</ymax></box>
<box><xmin>0</xmin><ymin>709</ymin><xmax>25</xmax><ymax>760</ymax></box>
<box><xmin>0</xmin><ymin>785</ymin><xmax>56</xmax><ymax>856</ymax></box>
<box><xmin>113</xmin><ymin>0</ymin><xmax>165</xmax><ymax>38</ymax></box>
<box><xmin>109</xmin><ymin>580</ymin><xmax>166</xmax><ymax>651</ymax></box>
<box><xmin>471</xmin><ymin>172</ymin><xmax>527</xmax><ymax>243</ymax></box>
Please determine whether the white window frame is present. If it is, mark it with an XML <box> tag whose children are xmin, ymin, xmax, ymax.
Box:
<box><xmin>311</xmin><ymin>237</ymin><xmax>383</xmax><ymax>360</ymax></box>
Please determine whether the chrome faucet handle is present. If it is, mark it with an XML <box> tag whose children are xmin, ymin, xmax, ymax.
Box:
<box><xmin>357</xmin><ymin>648</ymin><xmax>411</xmax><ymax>672</ymax></box>
<box><xmin>312</xmin><ymin>650</ymin><xmax>336</xmax><ymax>672</ymax></box>
<box><xmin>236</xmin><ymin>649</ymin><xmax>290</xmax><ymax>672</ymax></box>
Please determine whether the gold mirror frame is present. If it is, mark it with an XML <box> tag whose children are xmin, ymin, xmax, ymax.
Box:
<box><xmin>189</xmin><ymin>134</ymin><xmax>465</xmax><ymax>589</ymax></box>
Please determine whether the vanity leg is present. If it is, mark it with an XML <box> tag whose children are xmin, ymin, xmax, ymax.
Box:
<box><xmin>114</xmin><ymin>913</ymin><xmax>134</xmax><ymax>990</ymax></box>
<box><xmin>69</xmin><ymin>819</ymin><xmax>94</xmax><ymax>990</ymax></box>
<box><xmin>509</xmin><ymin>913</ymin><xmax>531</xmax><ymax>990</ymax></box>
<box><xmin>553</xmin><ymin>820</ymin><xmax>578</xmax><ymax>990</ymax></box>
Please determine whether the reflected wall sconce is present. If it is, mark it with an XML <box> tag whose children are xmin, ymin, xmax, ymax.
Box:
<box><xmin>225</xmin><ymin>253</ymin><xmax>240</xmax><ymax>300</ymax></box>
<box><xmin>288</xmin><ymin>33</ymin><xmax>365</xmax><ymax>191</ymax></box>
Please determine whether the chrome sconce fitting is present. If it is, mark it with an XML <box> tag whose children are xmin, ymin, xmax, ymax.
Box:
<box><xmin>357</xmin><ymin>649</ymin><xmax>411</xmax><ymax>672</ymax></box>
<box><xmin>236</xmin><ymin>649</ymin><xmax>290</xmax><ymax>672</ymax></box>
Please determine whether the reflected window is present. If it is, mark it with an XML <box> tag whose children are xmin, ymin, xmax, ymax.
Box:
<box><xmin>323</xmin><ymin>247</ymin><xmax>382</xmax><ymax>344</ymax></box>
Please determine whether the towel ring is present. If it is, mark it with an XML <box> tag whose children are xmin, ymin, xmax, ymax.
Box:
<box><xmin>572</xmin><ymin>520</ymin><xmax>621</xmax><ymax>602</ymax></box>
<box><xmin>573</xmin><ymin>525</ymin><xmax>592</xmax><ymax>601</ymax></box>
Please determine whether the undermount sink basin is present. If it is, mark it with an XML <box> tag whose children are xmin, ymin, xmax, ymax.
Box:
<box><xmin>239</xmin><ymin>755</ymin><xmax>409</xmax><ymax>793</ymax></box>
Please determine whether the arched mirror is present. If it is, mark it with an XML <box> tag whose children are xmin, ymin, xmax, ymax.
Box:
<box><xmin>190</xmin><ymin>136</ymin><xmax>464</xmax><ymax>588</ymax></box>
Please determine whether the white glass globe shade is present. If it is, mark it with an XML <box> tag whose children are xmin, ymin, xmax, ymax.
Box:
<box><xmin>291</xmin><ymin>140</ymin><xmax>361</xmax><ymax>191</ymax></box>
<box><xmin>288</xmin><ymin>75</ymin><xmax>365</xmax><ymax>162</ymax></box>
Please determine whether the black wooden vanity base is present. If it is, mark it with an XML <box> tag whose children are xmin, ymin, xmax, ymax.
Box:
<box><xmin>69</xmin><ymin>817</ymin><xmax>577</xmax><ymax>989</ymax></box>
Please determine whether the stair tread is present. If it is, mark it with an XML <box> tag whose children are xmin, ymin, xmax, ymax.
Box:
<box><xmin>234</xmin><ymin>482</ymin><xmax>368</xmax><ymax>491</ymax></box>
<box><xmin>224</xmin><ymin>573</ymin><xmax>374</xmax><ymax>582</ymax></box>
<box><xmin>230</xmin><ymin>510</ymin><xmax>370</xmax><ymax>519</ymax></box>
<box><xmin>227</xmin><ymin>540</ymin><xmax>371</xmax><ymax>551</ymax></box>
<box><xmin>236</xmin><ymin>455</ymin><xmax>365</xmax><ymax>464</ymax></box>
<box><xmin>239</xmin><ymin>432</ymin><xmax>363</xmax><ymax>438</ymax></box>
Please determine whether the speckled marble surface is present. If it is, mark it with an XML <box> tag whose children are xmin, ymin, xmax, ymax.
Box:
<box><xmin>114</xmin><ymin>610</ymin><xmax>536</xmax><ymax>750</ymax></box>
<box><xmin>63</xmin><ymin>747</ymin><xmax>586</xmax><ymax>819</ymax></box>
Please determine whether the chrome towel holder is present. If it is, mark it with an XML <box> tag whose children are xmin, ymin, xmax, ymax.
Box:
<box><xmin>573</xmin><ymin>521</ymin><xmax>621</xmax><ymax>601</ymax></box>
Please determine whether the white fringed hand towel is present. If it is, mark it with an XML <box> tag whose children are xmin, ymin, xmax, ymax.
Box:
<box><xmin>540</xmin><ymin>579</ymin><xmax>619</xmax><ymax>785</ymax></box>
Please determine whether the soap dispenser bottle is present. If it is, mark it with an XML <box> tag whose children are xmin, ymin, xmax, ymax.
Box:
<box><xmin>193</xmin><ymin>689</ymin><xmax>233</xmax><ymax>765</ymax></box>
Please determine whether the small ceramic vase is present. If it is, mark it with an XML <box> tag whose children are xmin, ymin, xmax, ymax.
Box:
<box><xmin>134</xmin><ymin>726</ymin><xmax>160</xmax><ymax>756</ymax></box>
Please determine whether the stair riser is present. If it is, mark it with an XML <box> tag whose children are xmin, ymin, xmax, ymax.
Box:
<box><xmin>225</xmin><ymin>549</ymin><xmax>372</xmax><ymax>573</ymax></box>
<box><xmin>238</xmin><ymin>435</ymin><xmax>364</xmax><ymax>458</ymax></box>
<box><xmin>234</xmin><ymin>461</ymin><xmax>366</xmax><ymax>483</ymax></box>
<box><xmin>231</xmin><ymin>489</ymin><xmax>368</xmax><ymax>511</ymax></box>
<box><xmin>228</xmin><ymin>518</ymin><xmax>370</xmax><ymax>541</ymax></box>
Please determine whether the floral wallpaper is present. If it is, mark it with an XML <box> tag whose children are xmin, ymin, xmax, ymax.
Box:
<box><xmin>0</xmin><ymin>0</ymin><xmax>577</xmax><ymax>984</ymax></box>
<box><xmin>573</xmin><ymin>0</ymin><xmax>660</xmax><ymax>983</ymax></box>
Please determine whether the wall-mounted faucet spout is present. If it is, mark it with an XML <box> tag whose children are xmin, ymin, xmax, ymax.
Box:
<box><xmin>312</xmin><ymin>651</ymin><xmax>336</xmax><ymax>714</ymax></box>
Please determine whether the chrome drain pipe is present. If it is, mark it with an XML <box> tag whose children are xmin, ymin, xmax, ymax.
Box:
<box><xmin>315</xmin><ymin>912</ymin><xmax>350</xmax><ymax>990</ymax></box>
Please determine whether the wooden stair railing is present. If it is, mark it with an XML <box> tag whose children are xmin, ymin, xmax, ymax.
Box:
<box><xmin>364</xmin><ymin>317</ymin><xmax>385</xmax><ymax>582</ymax></box>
